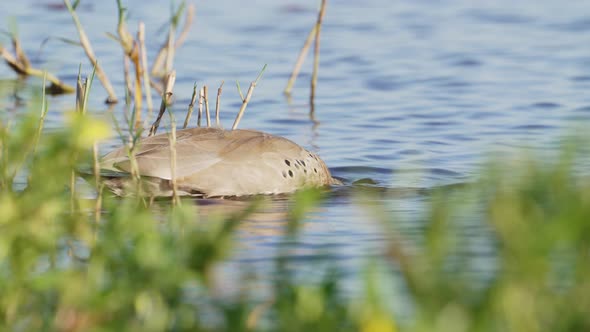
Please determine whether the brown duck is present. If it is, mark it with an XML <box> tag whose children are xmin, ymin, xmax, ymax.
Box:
<box><xmin>101</xmin><ymin>127</ymin><xmax>339</xmax><ymax>197</ymax></box>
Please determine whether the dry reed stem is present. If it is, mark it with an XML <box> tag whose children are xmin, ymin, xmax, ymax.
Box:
<box><xmin>167</xmin><ymin>110</ymin><xmax>180</xmax><ymax>205</ymax></box>
<box><xmin>138</xmin><ymin>22</ymin><xmax>153</xmax><ymax>114</ymax></box>
<box><xmin>116</xmin><ymin>0</ymin><xmax>134</xmax><ymax>54</ymax></box>
<box><xmin>204</xmin><ymin>85</ymin><xmax>211</xmax><ymax>127</ymax></box>
<box><xmin>151</xmin><ymin>3</ymin><xmax>195</xmax><ymax>76</ymax></box>
<box><xmin>63</xmin><ymin>0</ymin><xmax>118</xmax><ymax>103</ymax></box>
<box><xmin>231</xmin><ymin>83</ymin><xmax>255</xmax><ymax>130</ymax></box>
<box><xmin>131</xmin><ymin>44</ymin><xmax>143</xmax><ymax>123</ymax></box>
<box><xmin>284</xmin><ymin>25</ymin><xmax>317</xmax><ymax>95</ymax></box>
<box><xmin>0</xmin><ymin>45</ymin><xmax>75</xmax><ymax>93</ymax></box>
<box><xmin>197</xmin><ymin>86</ymin><xmax>203</xmax><ymax>127</ymax></box>
<box><xmin>232</xmin><ymin>65</ymin><xmax>267</xmax><ymax>130</ymax></box>
<box><xmin>81</xmin><ymin>79</ymin><xmax>88</xmax><ymax>112</ymax></box>
<box><xmin>82</xmin><ymin>68</ymin><xmax>95</xmax><ymax>114</ymax></box>
<box><xmin>75</xmin><ymin>73</ymin><xmax>93</xmax><ymax>115</ymax></box>
<box><xmin>93</xmin><ymin>141</ymin><xmax>100</xmax><ymax>182</ymax></box>
<box><xmin>123</xmin><ymin>55</ymin><xmax>133</xmax><ymax>100</ymax></box>
<box><xmin>310</xmin><ymin>0</ymin><xmax>327</xmax><ymax>110</ymax></box>
<box><xmin>76</xmin><ymin>71</ymin><xmax>84</xmax><ymax>113</ymax></box>
<box><xmin>149</xmin><ymin>70</ymin><xmax>176</xmax><ymax>136</ymax></box>
<box><xmin>150</xmin><ymin>77</ymin><xmax>164</xmax><ymax>95</ymax></box>
<box><xmin>165</xmin><ymin>25</ymin><xmax>176</xmax><ymax>76</ymax></box>
<box><xmin>174</xmin><ymin>4</ymin><xmax>195</xmax><ymax>50</ymax></box>
<box><xmin>0</xmin><ymin>45</ymin><xmax>26</xmax><ymax>74</ymax></box>
<box><xmin>68</xmin><ymin>68</ymin><xmax>82</xmax><ymax>208</ymax></box>
<box><xmin>127</xmin><ymin>144</ymin><xmax>141</xmax><ymax>181</ymax></box>
<box><xmin>12</xmin><ymin>36</ymin><xmax>31</xmax><ymax>69</ymax></box>
<box><xmin>115</xmin><ymin>1</ymin><xmax>142</xmax><ymax>122</ymax></box>
<box><xmin>183</xmin><ymin>83</ymin><xmax>198</xmax><ymax>129</ymax></box>
<box><xmin>215</xmin><ymin>81</ymin><xmax>224</xmax><ymax>127</ymax></box>
<box><xmin>92</xmin><ymin>143</ymin><xmax>101</xmax><ymax>217</ymax></box>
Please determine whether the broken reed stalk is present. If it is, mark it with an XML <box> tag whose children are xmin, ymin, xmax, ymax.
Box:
<box><xmin>236</xmin><ymin>80</ymin><xmax>245</xmax><ymax>101</ymax></box>
<box><xmin>74</xmin><ymin>65</ymin><xmax>95</xmax><ymax>115</ymax></box>
<box><xmin>75</xmin><ymin>67</ymin><xmax>84</xmax><ymax>113</ymax></box>
<box><xmin>204</xmin><ymin>85</ymin><xmax>210</xmax><ymax>127</ymax></box>
<box><xmin>232</xmin><ymin>64</ymin><xmax>267</xmax><ymax>130</ymax></box>
<box><xmin>77</xmin><ymin>66</ymin><xmax>101</xmax><ymax>222</ymax></box>
<box><xmin>115</xmin><ymin>0</ymin><xmax>142</xmax><ymax>122</ymax></box>
<box><xmin>82</xmin><ymin>67</ymin><xmax>95</xmax><ymax>113</ymax></box>
<box><xmin>75</xmin><ymin>67</ymin><xmax>100</xmax><ymax>210</ymax></box>
<box><xmin>173</xmin><ymin>3</ymin><xmax>195</xmax><ymax>52</ymax></box>
<box><xmin>73</xmin><ymin>67</ymin><xmax>96</xmax><ymax>215</ymax></box>
<box><xmin>149</xmin><ymin>70</ymin><xmax>176</xmax><ymax>136</ymax></box>
<box><xmin>165</xmin><ymin>24</ymin><xmax>176</xmax><ymax>75</ymax></box>
<box><xmin>151</xmin><ymin>3</ymin><xmax>195</xmax><ymax>77</ymax></box>
<box><xmin>116</xmin><ymin>0</ymin><xmax>134</xmax><ymax>53</ymax></box>
<box><xmin>150</xmin><ymin>77</ymin><xmax>164</xmax><ymax>95</ymax></box>
<box><xmin>71</xmin><ymin>71</ymin><xmax>82</xmax><ymax>215</ymax></box>
<box><xmin>215</xmin><ymin>81</ymin><xmax>224</xmax><ymax>127</ymax></box>
<box><xmin>78</xmin><ymin>78</ymin><xmax>88</xmax><ymax>112</ymax></box>
<box><xmin>183</xmin><ymin>83</ymin><xmax>198</xmax><ymax>129</ymax></box>
<box><xmin>231</xmin><ymin>84</ymin><xmax>254</xmax><ymax>130</ymax></box>
<box><xmin>284</xmin><ymin>25</ymin><xmax>317</xmax><ymax>95</ymax></box>
<box><xmin>132</xmin><ymin>48</ymin><xmax>143</xmax><ymax>123</ymax></box>
<box><xmin>197</xmin><ymin>87</ymin><xmax>203</xmax><ymax>127</ymax></box>
<box><xmin>310</xmin><ymin>0</ymin><xmax>327</xmax><ymax>110</ymax></box>
<box><xmin>156</xmin><ymin>2</ymin><xmax>183</xmax><ymax>77</ymax></box>
<box><xmin>63</xmin><ymin>0</ymin><xmax>118</xmax><ymax>103</ymax></box>
<box><xmin>0</xmin><ymin>44</ymin><xmax>74</xmax><ymax>93</ymax></box>
<box><xmin>138</xmin><ymin>22</ymin><xmax>153</xmax><ymax>114</ymax></box>
<box><xmin>167</xmin><ymin>109</ymin><xmax>181</xmax><ymax>206</ymax></box>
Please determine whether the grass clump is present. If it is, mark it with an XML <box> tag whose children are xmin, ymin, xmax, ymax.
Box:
<box><xmin>1</xmin><ymin>81</ymin><xmax>590</xmax><ymax>332</ymax></box>
<box><xmin>0</xmin><ymin>82</ymin><xmax>364</xmax><ymax>331</ymax></box>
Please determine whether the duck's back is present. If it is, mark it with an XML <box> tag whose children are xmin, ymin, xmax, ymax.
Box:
<box><xmin>101</xmin><ymin>127</ymin><xmax>335</xmax><ymax>197</ymax></box>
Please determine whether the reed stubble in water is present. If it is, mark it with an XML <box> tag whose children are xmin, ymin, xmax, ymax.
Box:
<box><xmin>0</xmin><ymin>33</ymin><xmax>74</xmax><ymax>93</ymax></box>
<box><xmin>232</xmin><ymin>65</ymin><xmax>267</xmax><ymax>130</ymax></box>
<box><xmin>310</xmin><ymin>0</ymin><xmax>327</xmax><ymax>113</ymax></box>
<box><xmin>204</xmin><ymin>85</ymin><xmax>211</xmax><ymax>127</ymax></box>
<box><xmin>149</xmin><ymin>71</ymin><xmax>176</xmax><ymax>136</ymax></box>
<box><xmin>183</xmin><ymin>83</ymin><xmax>198</xmax><ymax>129</ymax></box>
<box><xmin>284</xmin><ymin>0</ymin><xmax>327</xmax><ymax>114</ymax></box>
<box><xmin>64</xmin><ymin>0</ymin><xmax>117</xmax><ymax>103</ymax></box>
<box><xmin>215</xmin><ymin>81</ymin><xmax>224</xmax><ymax>127</ymax></box>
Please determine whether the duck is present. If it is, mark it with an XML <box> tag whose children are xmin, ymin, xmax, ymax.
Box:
<box><xmin>100</xmin><ymin>127</ymin><xmax>339</xmax><ymax>197</ymax></box>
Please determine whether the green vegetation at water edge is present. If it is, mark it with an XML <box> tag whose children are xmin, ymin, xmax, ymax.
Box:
<box><xmin>1</xmin><ymin>88</ymin><xmax>590</xmax><ymax>332</ymax></box>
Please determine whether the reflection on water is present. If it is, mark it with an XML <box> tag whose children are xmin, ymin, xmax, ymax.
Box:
<box><xmin>2</xmin><ymin>0</ymin><xmax>590</xmax><ymax>300</ymax></box>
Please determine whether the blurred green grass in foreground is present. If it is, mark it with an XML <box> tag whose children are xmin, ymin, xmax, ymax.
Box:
<box><xmin>1</xmin><ymin>87</ymin><xmax>590</xmax><ymax>332</ymax></box>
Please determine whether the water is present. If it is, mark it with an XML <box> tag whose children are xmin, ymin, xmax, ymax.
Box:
<box><xmin>2</xmin><ymin>0</ymin><xmax>590</xmax><ymax>300</ymax></box>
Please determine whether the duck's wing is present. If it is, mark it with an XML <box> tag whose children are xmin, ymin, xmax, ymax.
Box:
<box><xmin>102</xmin><ymin>128</ymin><xmax>230</xmax><ymax>180</ymax></box>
